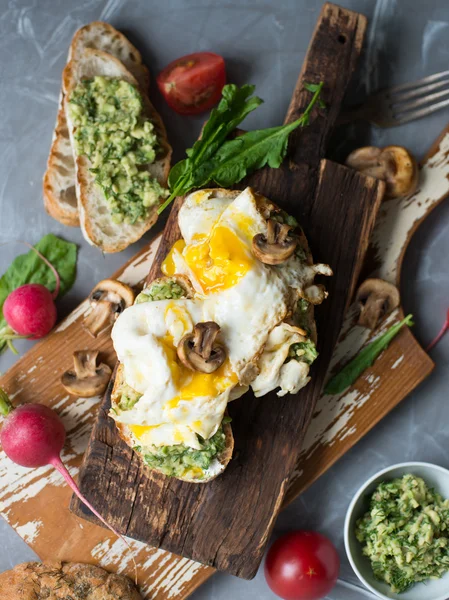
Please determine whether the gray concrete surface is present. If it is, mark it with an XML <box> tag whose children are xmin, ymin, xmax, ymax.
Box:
<box><xmin>1</xmin><ymin>0</ymin><xmax>449</xmax><ymax>598</ymax></box>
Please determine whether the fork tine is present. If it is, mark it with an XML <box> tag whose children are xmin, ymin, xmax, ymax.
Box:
<box><xmin>393</xmin><ymin>88</ymin><xmax>449</xmax><ymax>114</ymax></box>
<box><xmin>388</xmin><ymin>69</ymin><xmax>449</xmax><ymax>94</ymax></box>
<box><xmin>394</xmin><ymin>97</ymin><xmax>449</xmax><ymax>125</ymax></box>
<box><xmin>390</xmin><ymin>78</ymin><xmax>449</xmax><ymax>102</ymax></box>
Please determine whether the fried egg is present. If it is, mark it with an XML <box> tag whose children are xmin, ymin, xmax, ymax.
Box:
<box><xmin>112</xmin><ymin>187</ymin><xmax>329</xmax><ymax>450</ymax></box>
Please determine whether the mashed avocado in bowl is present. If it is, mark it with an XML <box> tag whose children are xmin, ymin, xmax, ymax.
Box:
<box><xmin>356</xmin><ymin>474</ymin><xmax>449</xmax><ymax>593</ymax></box>
<box><xmin>345</xmin><ymin>462</ymin><xmax>449</xmax><ymax>600</ymax></box>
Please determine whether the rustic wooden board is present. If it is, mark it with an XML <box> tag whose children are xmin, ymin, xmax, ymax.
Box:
<box><xmin>1</xmin><ymin>5</ymin><xmax>446</xmax><ymax>599</ymax></box>
<box><xmin>70</xmin><ymin>3</ymin><xmax>383</xmax><ymax>580</ymax></box>
<box><xmin>1</xmin><ymin>123</ymin><xmax>448</xmax><ymax>596</ymax></box>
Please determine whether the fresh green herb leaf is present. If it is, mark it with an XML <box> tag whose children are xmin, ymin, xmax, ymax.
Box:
<box><xmin>158</xmin><ymin>81</ymin><xmax>324</xmax><ymax>214</ymax></box>
<box><xmin>0</xmin><ymin>234</ymin><xmax>78</xmax><ymax>353</ymax></box>
<box><xmin>304</xmin><ymin>82</ymin><xmax>321</xmax><ymax>93</ymax></box>
<box><xmin>159</xmin><ymin>84</ymin><xmax>263</xmax><ymax>213</ymax></box>
<box><xmin>304</xmin><ymin>81</ymin><xmax>326</xmax><ymax>109</ymax></box>
<box><xmin>324</xmin><ymin>314</ymin><xmax>413</xmax><ymax>395</ymax></box>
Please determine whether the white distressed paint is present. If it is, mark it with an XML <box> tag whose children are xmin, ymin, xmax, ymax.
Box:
<box><xmin>391</xmin><ymin>355</ymin><xmax>405</xmax><ymax>369</ymax></box>
<box><xmin>339</xmin><ymin>426</ymin><xmax>357</xmax><ymax>441</ymax></box>
<box><xmin>15</xmin><ymin>519</ymin><xmax>42</xmax><ymax>544</ymax></box>
<box><xmin>119</xmin><ymin>237</ymin><xmax>161</xmax><ymax>286</ymax></box>
<box><xmin>373</xmin><ymin>132</ymin><xmax>449</xmax><ymax>283</ymax></box>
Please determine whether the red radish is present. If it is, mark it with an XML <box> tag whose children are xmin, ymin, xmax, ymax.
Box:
<box><xmin>0</xmin><ymin>389</ymin><xmax>137</xmax><ymax>582</ymax></box>
<box><xmin>426</xmin><ymin>308</ymin><xmax>449</xmax><ymax>351</ymax></box>
<box><xmin>4</xmin><ymin>284</ymin><xmax>57</xmax><ymax>339</ymax></box>
<box><xmin>1</xmin><ymin>243</ymin><xmax>61</xmax><ymax>352</ymax></box>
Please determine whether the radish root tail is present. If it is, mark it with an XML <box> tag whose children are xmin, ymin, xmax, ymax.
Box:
<box><xmin>50</xmin><ymin>456</ymin><xmax>138</xmax><ymax>584</ymax></box>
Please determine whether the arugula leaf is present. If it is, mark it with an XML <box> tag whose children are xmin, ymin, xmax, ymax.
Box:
<box><xmin>324</xmin><ymin>314</ymin><xmax>414</xmax><ymax>395</ymax></box>
<box><xmin>158</xmin><ymin>81</ymin><xmax>324</xmax><ymax>214</ymax></box>
<box><xmin>0</xmin><ymin>234</ymin><xmax>78</xmax><ymax>353</ymax></box>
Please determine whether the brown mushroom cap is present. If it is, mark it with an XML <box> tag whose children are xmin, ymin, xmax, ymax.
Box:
<box><xmin>84</xmin><ymin>279</ymin><xmax>135</xmax><ymax>337</ymax></box>
<box><xmin>177</xmin><ymin>322</ymin><xmax>226</xmax><ymax>374</ymax></box>
<box><xmin>253</xmin><ymin>219</ymin><xmax>298</xmax><ymax>265</ymax></box>
<box><xmin>346</xmin><ymin>145</ymin><xmax>418</xmax><ymax>199</ymax></box>
<box><xmin>356</xmin><ymin>278</ymin><xmax>400</xmax><ymax>330</ymax></box>
<box><xmin>61</xmin><ymin>350</ymin><xmax>112</xmax><ymax>397</ymax></box>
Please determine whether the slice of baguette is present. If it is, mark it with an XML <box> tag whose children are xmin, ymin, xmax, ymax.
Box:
<box><xmin>43</xmin><ymin>22</ymin><xmax>150</xmax><ymax>227</ymax></box>
<box><xmin>63</xmin><ymin>48</ymin><xmax>172</xmax><ymax>252</ymax></box>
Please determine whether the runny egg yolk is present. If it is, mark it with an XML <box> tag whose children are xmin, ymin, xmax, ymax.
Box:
<box><xmin>162</xmin><ymin>239</ymin><xmax>186</xmax><ymax>276</ymax></box>
<box><xmin>160</xmin><ymin>331</ymin><xmax>237</xmax><ymax>409</ymax></box>
<box><xmin>129</xmin><ymin>337</ymin><xmax>237</xmax><ymax>442</ymax></box>
<box><xmin>130</xmin><ymin>424</ymin><xmax>155</xmax><ymax>438</ymax></box>
<box><xmin>163</xmin><ymin>225</ymin><xmax>253</xmax><ymax>293</ymax></box>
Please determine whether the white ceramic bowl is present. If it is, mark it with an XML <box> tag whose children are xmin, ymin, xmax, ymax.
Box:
<box><xmin>344</xmin><ymin>462</ymin><xmax>449</xmax><ymax>600</ymax></box>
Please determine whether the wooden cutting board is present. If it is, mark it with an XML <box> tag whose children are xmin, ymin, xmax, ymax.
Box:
<box><xmin>70</xmin><ymin>3</ymin><xmax>383</xmax><ymax>580</ymax></box>
<box><xmin>0</xmin><ymin>130</ymin><xmax>447</xmax><ymax>600</ymax></box>
<box><xmin>0</xmin><ymin>3</ymin><xmax>445</xmax><ymax>598</ymax></box>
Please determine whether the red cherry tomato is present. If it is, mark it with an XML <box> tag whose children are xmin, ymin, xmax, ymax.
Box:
<box><xmin>157</xmin><ymin>52</ymin><xmax>226</xmax><ymax>115</ymax></box>
<box><xmin>264</xmin><ymin>531</ymin><xmax>340</xmax><ymax>600</ymax></box>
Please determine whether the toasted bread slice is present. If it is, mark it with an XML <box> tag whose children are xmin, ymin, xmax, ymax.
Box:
<box><xmin>44</xmin><ymin>22</ymin><xmax>150</xmax><ymax>227</ymax></box>
<box><xmin>63</xmin><ymin>48</ymin><xmax>172</xmax><ymax>252</ymax></box>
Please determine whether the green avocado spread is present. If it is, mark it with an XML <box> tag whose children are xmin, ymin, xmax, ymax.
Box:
<box><xmin>135</xmin><ymin>425</ymin><xmax>227</xmax><ymax>479</ymax></box>
<box><xmin>69</xmin><ymin>76</ymin><xmax>168</xmax><ymax>224</ymax></box>
<box><xmin>356</xmin><ymin>474</ymin><xmax>449</xmax><ymax>593</ymax></box>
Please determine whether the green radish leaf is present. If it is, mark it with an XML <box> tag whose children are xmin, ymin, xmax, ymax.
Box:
<box><xmin>0</xmin><ymin>234</ymin><xmax>78</xmax><ymax>352</ymax></box>
<box><xmin>324</xmin><ymin>314</ymin><xmax>414</xmax><ymax>395</ymax></box>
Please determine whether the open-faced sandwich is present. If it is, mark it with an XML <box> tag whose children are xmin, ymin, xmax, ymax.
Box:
<box><xmin>110</xmin><ymin>187</ymin><xmax>332</xmax><ymax>482</ymax></box>
<box><xmin>44</xmin><ymin>22</ymin><xmax>171</xmax><ymax>252</ymax></box>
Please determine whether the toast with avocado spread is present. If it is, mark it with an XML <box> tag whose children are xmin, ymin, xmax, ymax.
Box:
<box><xmin>63</xmin><ymin>48</ymin><xmax>171</xmax><ymax>252</ymax></box>
<box><xmin>43</xmin><ymin>22</ymin><xmax>150</xmax><ymax>227</ymax></box>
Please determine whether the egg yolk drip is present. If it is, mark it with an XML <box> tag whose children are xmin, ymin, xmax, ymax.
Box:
<box><xmin>160</xmin><ymin>333</ymin><xmax>238</xmax><ymax>409</ymax></box>
<box><xmin>130</xmin><ymin>334</ymin><xmax>237</xmax><ymax>441</ymax></box>
<box><xmin>162</xmin><ymin>224</ymin><xmax>253</xmax><ymax>293</ymax></box>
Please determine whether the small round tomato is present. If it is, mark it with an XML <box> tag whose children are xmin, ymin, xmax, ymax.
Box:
<box><xmin>157</xmin><ymin>52</ymin><xmax>226</xmax><ymax>115</ymax></box>
<box><xmin>264</xmin><ymin>531</ymin><xmax>340</xmax><ymax>600</ymax></box>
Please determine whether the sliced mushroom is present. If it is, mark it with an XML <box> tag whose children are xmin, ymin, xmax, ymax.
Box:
<box><xmin>345</xmin><ymin>145</ymin><xmax>418</xmax><ymax>199</ymax></box>
<box><xmin>356</xmin><ymin>278</ymin><xmax>400</xmax><ymax>330</ymax></box>
<box><xmin>253</xmin><ymin>219</ymin><xmax>298</xmax><ymax>265</ymax></box>
<box><xmin>84</xmin><ymin>279</ymin><xmax>135</xmax><ymax>337</ymax></box>
<box><xmin>61</xmin><ymin>350</ymin><xmax>112</xmax><ymax>397</ymax></box>
<box><xmin>177</xmin><ymin>322</ymin><xmax>226</xmax><ymax>373</ymax></box>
